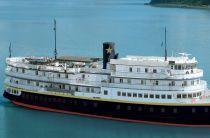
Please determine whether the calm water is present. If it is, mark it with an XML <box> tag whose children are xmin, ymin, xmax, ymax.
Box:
<box><xmin>1</xmin><ymin>0</ymin><xmax>210</xmax><ymax>137</ymax></box>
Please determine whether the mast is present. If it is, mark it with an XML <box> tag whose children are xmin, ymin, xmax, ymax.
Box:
<box><xmin>54</xmin><ymin>19</ymin><xmax>57</xmax><ymax>60</ymax></box>
<box><xmin>9</xmin><ymin>42</ymin><xmax>12</xmax><ymax>58</ymax></box>
<box><xmin>164</xmin><ymin>27</ymin><xmax>167</xmax><ymax>61</ymax></box>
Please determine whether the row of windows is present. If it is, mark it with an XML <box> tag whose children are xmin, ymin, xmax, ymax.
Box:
<box><xmin>12</xmin><ymin>78</ymin><xmax>100</xmax><ymax>94</ymax></box>
<box><xmin>128</xmin><ymin>64</ymin><xmax>196</xmax><ymax>73</ymax></box>
<box><xmin>117</xmin><ymin>91</ymin><xmax>172</xmax><ymax>99</ymax></box>
<box><xmin>177</xmin><ymin>92</ymin><xmax>202</xmax><ymax>99</ymax></box>
<box><xmin>8</xmin><ymin>88</ymin><xmax>19</xmax><ymax>94</ymax></box>
<box><xmin>19</xmin><ymin>92</ymin><xmax>210</xmax><ymax>114</ymax></box>
<box><xmin>129</xmin><ymin>67</ymin><xmax>158</xmax><ymax>73</ymax></box>
<box><xmin>118</xmin><ymin>78</ymin><xmax>200</xmax><ymax>86</ymax></box>
<box><xmin>14</xmin><ymin>67</ymin><xmax>71</xmax><ymax>79</ymax></box>
<box><xmin>115</xmin><ymin>91</ymin><xmax>202</xmax><ymax>99</ymax></box>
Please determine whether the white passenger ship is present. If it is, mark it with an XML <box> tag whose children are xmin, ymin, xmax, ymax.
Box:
<box><xmin>4</xmin><ymin>41</ymin><xmax>210</xmax><ymax>127</ymax></box>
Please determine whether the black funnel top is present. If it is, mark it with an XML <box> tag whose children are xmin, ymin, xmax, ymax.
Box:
<box><xmin>103</xmin><ymin>42</ymin><xmax>118</xmax><ymax>69</ymax></box>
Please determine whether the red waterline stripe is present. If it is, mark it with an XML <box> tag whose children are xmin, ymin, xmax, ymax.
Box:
<box><xmin>12</xmin><ymin>101</ymin><xmax>210</xmax><ymax>128</ymax></box>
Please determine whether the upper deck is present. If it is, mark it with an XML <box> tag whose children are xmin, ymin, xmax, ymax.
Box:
<box><xmin>110</xmin><ymin>54</ymin><xmax>197</xmax><ymax>66</ymax></box>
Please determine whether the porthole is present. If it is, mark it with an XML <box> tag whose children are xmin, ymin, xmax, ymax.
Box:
<box><xmin>138</xmin><ymin>106</ymin><xmax>142</xmax><ymax>111</ymax></box>
<box><xmin>173</xmin><ymin>108</ymin><xmax>177</xmax><ymax>113</ymax></box>
<box><xmin>93</xmin><ymin>103</ymin><xmax>98</xmax><ymax>108</ymax></box>
<box><xmin>192</xmin><ymin>108</ymin><xmax>196</xmax><ymax>113</ymax></box>
<box><xmin>205</xmin><ymin>108</ymin><xmax>208</xmax><ymax>113</ymax></box>
<box><xmin>116</xmin><ymin>105</ymin><xmax>121</xmax><ymax>110</ymax></box>
<box><xmin>161</xmin><ymin>108</ymin><xmax>165</xmax><ymax>113</ymax></box>
<box><xmin>127</xmin><ymin>106</ymin><xmax>132</xmax><ymax>111</ymax></box>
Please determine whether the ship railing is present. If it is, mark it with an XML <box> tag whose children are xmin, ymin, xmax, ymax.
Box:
<box><xmin>101</xmin><ymin>81</ymin><xmax>207</xmax><ymax>92</ymax></box>
<box><xmin>5</xmin><ymin>70</ymin><xmax>102</xmax><ymax>86</ymax></box>
<box><xmin>4</xmin><ymin>81</ymin><xmax>75</xmax><ymax>95</ymax></box>
<box><xmin>111</xmin><ymin>72</ymin><xmax>170</xmax><ymax>79</ymax></box>
<box><xmin>111</xmin><ymin>69</ymin><xmax>203</xmax><ymax>79</ymax></box>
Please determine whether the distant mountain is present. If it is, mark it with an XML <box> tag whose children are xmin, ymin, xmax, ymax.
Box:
<box><xmin>150</xmin><ymin>0</ymin><xmax>210</xmax><ymax>6</ymax></box>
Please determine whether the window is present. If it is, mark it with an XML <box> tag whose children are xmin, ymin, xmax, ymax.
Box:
<box><xmin>127</xmin><ymin>79</ymin><xmax>131</xmax><ymax>84</ymax></box>
<box><xmin>175</xmin><ymin>65</ymin><xmax>178</xmax><ymax>70</ymax></box>
<box><xmin>155</xmin><ymin>81</ymin><xmax>159</xmax><ymax>86</ymax></box>
<box><xmin>188</xmin><ymin>94</ymin><xmax>192</xmax><ymax>98</ymax></box>
<box><xmin>91</xmin><ymin>88</ymin><xmax>94</xmax><ymax>93</ymax></box>
<box><xmin>140</xmin><ymin>80</ymin><xmax>146</xmax><ymax>85</ymax></box>
<box><xmin>145</xmin><ymin>68</ymin><xmax>148</xmax><ymax>73</ymax></box>
<box><xmin>137</xmin><ymin>68</ymin><xmax>141</xmax><ymax>72</ymax></box>
<box><xmin>58</xmin><ymin>73</ymin><xmax>61</xmax><ymax>78</ymax></box>
<box><xmin>116</xmin><ymin>105</ymin><xmax>121</xmax><ymax>110</ymax></box>
<box><xmin>161</xmin><ymin>94</ymin><xmax>166</xmax><ymax>99</ymax></box>
<box><xmin>104</xmin><ymin>90</ymin><xmax>108</xmax><ymax>95</ymax></box>
<box><xmin>178</xmin><ymin>65</ymin><xmax>181</xmax><ymax>70</ymax></box>
<box><xmin>22</xmin><ymin>68</ymin><xmax>25</xmax><ymax>73</ymax></box>
<box><xmin>205</xmin><ymin>108</ymin><xmax>209</xmax><ymax>113</ymax></box>
<box><xmin>177</xmin><ymin>94</ymin><xmax>181</xmax><ymax>99</ymax></box>
<box><xmin>27</xmin><ymin>80</ymin><xmax>30</xmax><ymax>84</ymax></box>
<box><xmin>153</xmin><ymin>69</ymin><xmax>157</xmax><ymax>73</ymax></box>
<box><xmin>191</xmin><ymin>81</ymin><xmax>194</xmax><ymax>85</ymax></box>
<box><xmin>167</xmin><ymin>95</ymin><xmax>172</xmax><ymax>99</ymax></box>
<box><xmin>117</xmin><ymin>91</ymin><xmax>121</xmax><ymax>96</ymax></box>
<box><xmin>138</xmin><ymin>106</ymin><xmax>142</xmax><ymax>111</ymax></box>
<box><xmin>192</xmin><ymin>108</ymin><xmax>196</xmax><ymax>113</ymax></box>
<box><xmin>122</xmin><ymin>92</ymin><xmax>126</xmax><ymax>96</ymax></box>
<box><xmin>36</xmin><ymin>82</ymin><xmax>39</xmax><ymax>86</ymax></box>
<box><xmin>127</xmin><ymin>106</ymin><xmax>132</xmax><ymax>110</ymax></box>
<box><xmin>127</xmin><ymin>93</ymin><xmax>132</xmax><ymax>97</ymax></box>
<box><xmin>161</xmin><ymin>108</ymin><xmax>165</xmax><ymax>113</ymax></box>
<box><xmin>16</xmin><ymin>68</ymin><xmax>19</xmax><ymax>72</ymax></box>
<box><xmin>120</xmin><ymin>78</ymin><xmax>123</xmax><ymax>83</ymax></box>
<box><xmin>197</xmin><ymin>92</ymin><xmax>201</xmax><ymax>97</ymax></box>
<box><xmin>144</xmin><ymin>94</ymin><xmax>148</xmax><ymax>98</ymax></box>
<box><xmin>93</xmin><ymin>103</ymin><xmax>97</xmax><ymax>108</ymax></box>
<box><xmin>150</xmin><ymin>94</ymin><xmax>154</xmax><ymax>98</ymax></box>
<box><xmin>171</xmin><ymin>65</ymin><xmax>174</xmax><ymax>69</ymax></box>
<box><xmin>150</xmin><ymin>107</ymin><xmax>154</xmax><ymax>112</ymax></box>
<box><xmin>155</xmin><ymin>94</ymin><xmax>160</xmax><ymax>99</ymax></box>
<box><xmin>35</xmin><ymin>70</ymin><xmax>38</xmax><ymax>75</ymax></box>
<box><xmin>86</xmin><ymin>87</ymin><xmax>90</xmax><ymax>92</ymax></box>
<box><xmin>138</xmin><ymin>93</ymin><xmax>142</xmax><ymax>98</ymax></box>
<box><xmin>183</xmin><ymin>81</ymin><xmax>187</xmax><ymax>86</ymax></box>
<box><xmin>65</xmin><ymin>74</ymin><xmax>68</xmax><ymax>78</ymax></box>
<box><xmin>193</xmin><ymin>93</ymin><xmax>196</xmax><ymax>97</ymax></box>
<box><xmin>129</xmin><ymin>67</ymin><xmax>132</xmax><ymax>72</ymax></box>
<box><xmin>171</xmin><ymin>81</ymin><xmax>175</xmax><ymax>86</ymax></box>
<box><xmin>182</xmin><ymin>94</ymin><xmax>187</xmax><ymax>98</ymax></box>
<box><xmin>133</xmin><ymin>93</ymin><xmax>137</xmax><ymax>97</ymax></box>
<box><xmin>173</xmin><ymin>108</ymin><xmax>177</xmax><ymax>113</ymax></box>
<box><xmin>75</xmin><ymin>86</ymin><xmax>78</xmax><ymax>91</ymax></box>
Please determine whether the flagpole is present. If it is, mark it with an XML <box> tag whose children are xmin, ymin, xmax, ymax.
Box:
<box><xmin>54</xmin><ymin>19</ymin><xmax>57</xmax><ymax>60</ymax></box>
<box><xmin>164</xmin><ymin>27</ymin><xmax>167</xmax><ymax>61</ymax></box>
<box><xmin>9</xmin><ymin>42</ymin><xmax>11</xmax><ymax>58</ymax></box>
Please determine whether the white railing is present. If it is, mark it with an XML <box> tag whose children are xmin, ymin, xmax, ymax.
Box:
<box><xmin>111</xmin><ymin>69</ymin><xmax>203</xmax><ymax>79</ymax></box>
<box><xmin>102</xmin><ymin>81</ymin><xmax>207</xmax><ymax>92</ymax></box>
<box><xmin>6</xmin><ymin>70</ymin><xmax>102</xmax><ymax>87</ymax></box>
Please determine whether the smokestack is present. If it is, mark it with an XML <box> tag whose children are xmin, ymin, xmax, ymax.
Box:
<box><xmin>103</xmin><ymin>42</ymin><xmax>118</xmax><ymax>69</ymax></box>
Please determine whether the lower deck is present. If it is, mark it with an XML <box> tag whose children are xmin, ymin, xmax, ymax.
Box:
<box><xmin>3</xmin><ymin>89</ymin><xmax>210</xmax><ymax>126</ymax></box>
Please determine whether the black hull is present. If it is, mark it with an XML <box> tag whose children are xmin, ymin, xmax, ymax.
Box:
<box><xmin>3</xmin><ymin>91</ymin><xmax>210</xmax><ymax>127</ymax></box>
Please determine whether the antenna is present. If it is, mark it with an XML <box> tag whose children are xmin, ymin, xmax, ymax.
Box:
<box><xmin>9</xmin><ymin>42</ymin><xmax>12</xmax><ymax>58</ymax></box>
<box><xmin>54</xmin><ymin>19</ymin><xmax>57</xmax><ymax>60</ymax></box>
<box><xmin>164</xmin><ymin>27</ymin><xmax>167</xmax><ymax>61</ymax></box>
